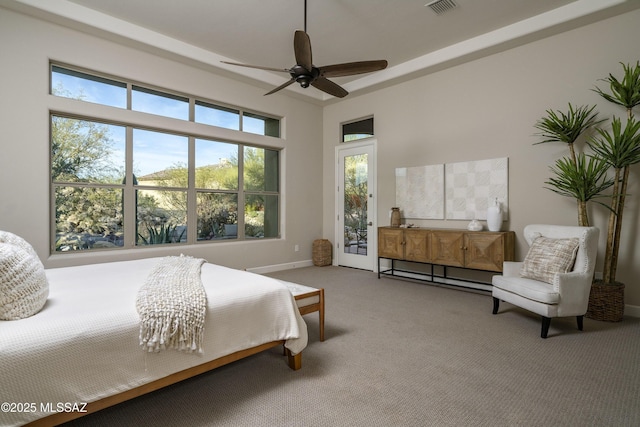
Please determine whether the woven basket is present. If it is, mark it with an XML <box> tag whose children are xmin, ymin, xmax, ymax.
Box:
<box><xmin>312</xmin><ymin>239</ymin><xmax>332</xmax><ymax>266</ymax></box>
<box><xmin>586</xmin><ymin>281</ymin><xmax>624</xmax><ymax>322</ymax></box>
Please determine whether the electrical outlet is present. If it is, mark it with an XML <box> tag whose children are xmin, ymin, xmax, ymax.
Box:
<box><xmin>294</xmin><ymin>244</ymin><xmax>299</xmax><ymax>252</ymax></box>
<box><xmin>594</xmin><ymin>271</ymin><xmax>603</xmax><ymax>280</ymax></box>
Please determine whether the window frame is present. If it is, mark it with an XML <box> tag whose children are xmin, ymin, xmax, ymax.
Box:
<box><xmin>49</xmin><ymin>63</ymin><xmax>283</xmax><ymax>254</ymax></box>
<box><xmin>341</xmin><ymin>116</ymin><xmax>374</xmax><ymax>142</ymax></box>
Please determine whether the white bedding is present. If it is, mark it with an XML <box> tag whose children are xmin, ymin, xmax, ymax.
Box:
<box><xmin>0</xmin><ymin>257</ymin><xmax>307</xmax><ymax>427</ymax></box>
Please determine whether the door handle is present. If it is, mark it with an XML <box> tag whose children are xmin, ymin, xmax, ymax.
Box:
<box><xmin>368</xmin><ymin>222</ymin><xmax>373</xmax><ymax>226</ymax></box>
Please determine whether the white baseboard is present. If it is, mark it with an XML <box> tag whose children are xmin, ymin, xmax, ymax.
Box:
<box><xmin>625</xmin><ymin>304</ymin><xmax>640</xmax><ymax>318</ymax></box>
<box><xmin>246</xmin><ymin>259</ymin><xmax>314</xmax><ymax>274</ymax></box>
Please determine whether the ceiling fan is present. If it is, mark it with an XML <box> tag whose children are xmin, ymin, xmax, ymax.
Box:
<box><xmin>221</xmin><ymin>0</ymin><xmax>388</xmax><ymax>98</ymax></box>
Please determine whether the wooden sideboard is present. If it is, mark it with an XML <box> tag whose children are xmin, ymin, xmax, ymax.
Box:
<box><xmin>378</xmin><ymin>227</ymin><xmax>515</xmax><ymax>290</ymax></box>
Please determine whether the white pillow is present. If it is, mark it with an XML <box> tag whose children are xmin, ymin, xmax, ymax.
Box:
<box><xmin>520</xmin><ymin>236</ymin><xmax>580</xmax><ymax>285</ymax></box>
<box><xmin>0</xmin><ymin>230</ymin><xmax>40</xmax><ymax>260</ymax></box>
<box><xmin>0</xmin><ymin>232</ymin><xmax>49</xmax><ymax>320</ymax></box>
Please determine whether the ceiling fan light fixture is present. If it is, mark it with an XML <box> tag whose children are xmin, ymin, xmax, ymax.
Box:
<box><xmin>296</xmin><ymin>75</ymin><xmax>312</xmax><ymax>88</ymax></box>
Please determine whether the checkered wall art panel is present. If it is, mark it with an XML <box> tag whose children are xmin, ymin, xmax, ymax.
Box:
<box><xmin>445</xmin><ymin>157</ymin><xmax>508</xmax><ymax>220</ymax></box>
<box><xmin>394</xmin><ymin>157</ymin><xmax>508</xmax><ymax>221</ymax></box>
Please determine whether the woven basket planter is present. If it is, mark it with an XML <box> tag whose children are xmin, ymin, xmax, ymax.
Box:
<box><xmin>586</xmin><ymin>281</ymin><xmax>624</xmax><ymax>322</ymax></box>
<box><xmin>312</xmin><ymin>239</ymin><xmax>332</xmax><ymax>266</ymax></box>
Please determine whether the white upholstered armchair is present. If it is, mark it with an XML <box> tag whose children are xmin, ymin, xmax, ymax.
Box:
<box><xmin>492</xmin><ymin>224</ymin><xmax>599</xmax><ymax>338</ymax></box>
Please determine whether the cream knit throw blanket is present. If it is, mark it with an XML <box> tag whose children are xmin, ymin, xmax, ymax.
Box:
<box><xmin>136</xmin><ymin>255</ymin><xmax>207</xmax><ymax>354</ymax></box>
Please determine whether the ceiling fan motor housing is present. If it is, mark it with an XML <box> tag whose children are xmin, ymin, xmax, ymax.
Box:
<box><xmin>290</xmin><ymin>65</ymin><xmax>319</xmax><ymax>88</ymax></box>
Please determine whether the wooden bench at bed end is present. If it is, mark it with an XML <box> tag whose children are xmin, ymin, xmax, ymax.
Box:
<box><xmin>280</xmin><ymin>281</ymin><xmax>325</xmax><ymax>342</ymax></box>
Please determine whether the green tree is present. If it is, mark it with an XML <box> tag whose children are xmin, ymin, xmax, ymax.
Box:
<box><xmin>51</xmin><ymin>116</ymin><xmax>121</xmax><ymax>183</ymax></box>
<box><xmin>52</xmin><ymin>115</ymin><xmax>126</xmax><ymax>250</ymax></box>
<box><xmin>243</xmin><ymin>147</ymin><xmax>266</xmax><ymax>191</ymax></box>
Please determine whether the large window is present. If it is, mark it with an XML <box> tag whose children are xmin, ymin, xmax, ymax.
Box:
<box><xmin>50</xmin><ymin>64</ymin><xmax>281</xmax><ymax>253</ymax></box>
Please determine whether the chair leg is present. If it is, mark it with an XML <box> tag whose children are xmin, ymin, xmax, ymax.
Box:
<box><xmin>577</xmin><ymin>315</ymin><xmax>584</xmax><ymax>331</ymax></box>
<box><xmin>492</xmin><ymin>297</ymin><xmax>500</xmax><ymax>314</ymax></box>
<box><xmin>541</xmin><ymin>317</ymin><xmax>551</xmax><ymax>338</ymax></box>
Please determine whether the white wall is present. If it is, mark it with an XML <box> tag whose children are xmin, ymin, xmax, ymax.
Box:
<box><xmin>0</xmin><ymin>8</ymin><xmax>324</xmax><ymax>271</ymax></box>
<box><xmin>323</xmin><ymin>9</ymin><xmax>640</xmax><ymax>307</ymax></box>
<box><xmin>2</xmin><ymin>5</ymin><xmax>640</xmax><ymax>308</ymax></box>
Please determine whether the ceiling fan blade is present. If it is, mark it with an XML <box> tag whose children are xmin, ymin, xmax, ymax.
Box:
<box><xmin>311</xmin><ymin>77</ymin><xmax>348</xmax><ymax>98</ymax></box>
<box><xmin>264</xmin><ymin>78</ymin><xmax>296</xmax><ymax>96</ymax></box>
<box><xmin>294</xmin><ymin>30</ymin><xmax>313</xmax><ymax>71</ymax></box>
<box><xmin>319</xmin><ymin>60</ymin><xmax>388</xmax><ymax>78</ymax></box>
<box><xmin>221</xmin><ymin>61</ymin><xmax>291</xmax><ymax>73</ymax></box>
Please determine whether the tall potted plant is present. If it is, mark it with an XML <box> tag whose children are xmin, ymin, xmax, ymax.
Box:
<box><xmin>586</xmin><ymin>61</ymin><xmax>640</xmax><ymax>321</ymax></box>
<box><xmin>534</xmin><ymin>61</ymin><xmax>640</xmax><ymax>321</ymax></box>
<box><xmin>533</xmin><ymin>103</ymin><xmax>611</xmax><ymax>227</ymax></box>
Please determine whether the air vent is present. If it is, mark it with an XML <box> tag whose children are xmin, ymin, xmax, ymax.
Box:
<box><xmin>426</xmin><ymin>0</ymin><xmax>457</xmax><ymax>15</ymax></box>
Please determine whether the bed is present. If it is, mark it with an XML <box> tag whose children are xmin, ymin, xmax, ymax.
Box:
<box><xmin>0</xmin><ymin>256</ymin><xmax>308</xmax><ymax>427</ymax></box>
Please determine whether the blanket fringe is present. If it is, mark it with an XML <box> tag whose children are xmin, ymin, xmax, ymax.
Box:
<box><xmin>136</xmin><ymin>255</ymin><xmax>207</xmax><ymax>354</ymax></box>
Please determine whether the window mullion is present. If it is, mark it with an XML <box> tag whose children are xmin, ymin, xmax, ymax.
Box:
<box><xmin>124</xmin><ymin>126</ymin><xmax>135</xmax><ymax>248</ymax></box>
<box><xmin>127</xmin><ymin>83</ymin><xmax>132</xmax><ymax>110</ymax></box>
<box><xmin>187</xmin><ymin>136</ymin><xmax>196</xmax><ymax>244</ymax></box>
<box><xmin>237</xmin><ymin>145</ymin><xmax>244</xmax><ymax>240</ymax></box>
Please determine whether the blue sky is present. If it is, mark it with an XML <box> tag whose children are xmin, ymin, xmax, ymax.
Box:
<box><xmin>52</xmin><ymin>68</ymin><xmax>264</xmax><ymax>176</ymax></box>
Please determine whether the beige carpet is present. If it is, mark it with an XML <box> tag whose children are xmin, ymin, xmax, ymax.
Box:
<box><xmin>64</xmin><ymin>266</ymin><xmax>640</xmax><ymax>427</ymax></box>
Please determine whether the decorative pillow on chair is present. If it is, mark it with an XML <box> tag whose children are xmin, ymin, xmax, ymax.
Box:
<box><xmin>0</xmin><ymin>232</ymin><xmax>49</xmax><ymax>320</ymax></box>
<box><xmin>520</xmin><ymin>236</ymin><xmax>580</xmax><ymax>284</ymax></box>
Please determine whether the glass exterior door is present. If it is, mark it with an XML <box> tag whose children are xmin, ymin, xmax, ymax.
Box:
<box><xmin>336</xmin><ymin>143</ymin><xmax>375</xmax><ymax>270</ymax></box>
<box><xmin>344</xmin><ymin>153</ymin><xmax>369</xmax><ymax>255</ymax></box>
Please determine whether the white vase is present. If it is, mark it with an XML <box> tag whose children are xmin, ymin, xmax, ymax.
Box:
<box><xmin>487</xmin><ymin>198</ymin><xmax>503</xmax><ymax>232</ymax></box>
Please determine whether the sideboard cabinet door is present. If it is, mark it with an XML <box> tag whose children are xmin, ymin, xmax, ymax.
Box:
<box><xmin>404</xmin><ymin>229</ymin><xmax>431</xmax><ymax>263</ymax></box>
<box><xmin>378</xmin><ymin>227</ymin><xmax>405</xmax><ymax>259</ymax></box>
<box><xmin>431</xmin><ymin>231</ymin><xmax>465</xmax><ymax>268</ymax></box>
<box><xmin>464</xmin><ymin>232</ymin><xmax>508</xmax><ymax>272</ymax></box>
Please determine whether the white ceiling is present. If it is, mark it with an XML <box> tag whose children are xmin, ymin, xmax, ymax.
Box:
<box><xmin>3</xmin><ymin>0</ymin><xmax>639</xmax><ymax>102</ymax></box>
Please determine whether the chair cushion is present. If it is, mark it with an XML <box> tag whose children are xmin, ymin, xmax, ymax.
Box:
<box><xmin>492</xmin><ymin>275</ymin><xmax>560</xmax><ymax>304</ymax></box>
<box><xmin>520</xmin><ymin>236</ymin><xmax>579</xmax><ymax>284</ymax></box>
